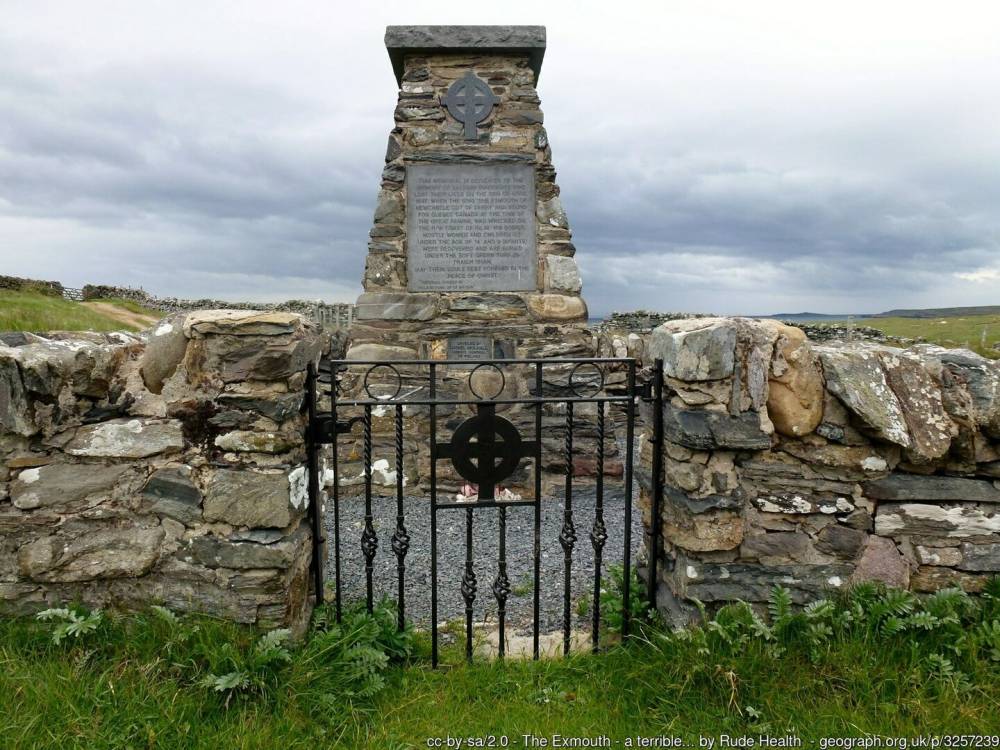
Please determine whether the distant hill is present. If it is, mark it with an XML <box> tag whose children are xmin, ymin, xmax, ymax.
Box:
<box><xmin>763</xmin><ymin>312</ymin><xmax>863</xmax><ymax>322</ymax></box>
<box><xmin>872</xmin><ymin>305</ymin><xmax>1000</xmax><ymax>319</ymax></box>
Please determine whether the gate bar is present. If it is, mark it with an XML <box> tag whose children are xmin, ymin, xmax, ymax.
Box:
<box><xmin>561</xmin><ymin>402</ymin><xmax>576</xmax><ymax>655</ymax></box>
<box><xmin>305</xmin><ymin>362</ymin><xmax>325</xmax><ymax>605</ymax></box>
<box><xmin>591</xmin><ymin>401</ymin><xmax>607</xmax><ymax>652</ymax></box>
<box><xmin>622</xmin><ymin>360</ymin><xmax>636</xmax><ymax>638</ymax></box>
<box><xmin>646</xmin><ymin>358</ymin><xmax>665</xmax><ymax>609</ymax></box>
<box><xmin>429</xmin><ymin>363</ymin><xmax>439</xmax><ymax>668</ymax></box>
<box><xmin>532</xmin><ymin>362</ymin><xmax>543</xmax><ymax>660</ymax></box>
<box><xmin>331</xmin><ymin>363</ymin><xmax>342</xmax><ymax>621</ymax></box>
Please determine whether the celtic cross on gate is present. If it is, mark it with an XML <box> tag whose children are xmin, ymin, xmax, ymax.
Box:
<box><xmin>444</xmin><ymin>71</ymin><xmax>499</xmax><ymax>140</ymax></box>
<box><xmin>437</xmin><ymin>403</ymin><xmax>537</xmax><ymax>500</ymax></box>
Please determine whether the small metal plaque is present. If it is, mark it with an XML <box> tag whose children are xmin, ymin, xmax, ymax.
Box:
<box><xmin>447</xmin><ymin>336</ymin><xmax>494</xmax><ymax>361</ymax></box>
<box><xmin>407</xmin><ymin>164</ymin><xmax>536</xmax><ymax>292</ymax></box>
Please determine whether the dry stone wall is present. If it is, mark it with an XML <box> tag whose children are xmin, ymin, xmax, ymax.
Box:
<box><xmin>0</xmin><ymin>311</ymin><xmax>324</xmax><ymax>632</ymax></box>
<box><xmin>638</xmin><ymin>317</ymin><xmax>1000</xmax><ymax>622</ymax></box>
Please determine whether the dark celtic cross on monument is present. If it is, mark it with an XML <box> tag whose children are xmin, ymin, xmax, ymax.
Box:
<box><xmin>444</xmin><ymin>71</ymin><xmax>499</xmax><ymax>140</ymax></box>
<box><xmin>437</xmin><ymin>403</ymin><xmax>537</xmax><ymax>500</ymax></box>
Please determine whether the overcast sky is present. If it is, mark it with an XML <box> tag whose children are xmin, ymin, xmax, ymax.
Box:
<box><xmin>2</xmin><ymin>1</ymin><xmax>999</xmax><ymax>316</ymax></box>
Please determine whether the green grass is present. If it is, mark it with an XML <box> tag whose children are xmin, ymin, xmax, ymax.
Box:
<box><xmin>4</xmin><ymin>584</ymin><xmax>1000</xmax><ymax>748</ymax></box>
<box><xmin>0</xmin><ymin>290</ymin><xmax>154</xmax><ymax>333</ymax></box>
<box><xmin>828</xmin><ymin>314</ymin><xmax>1000</xmax><ymax>359</ymax></box>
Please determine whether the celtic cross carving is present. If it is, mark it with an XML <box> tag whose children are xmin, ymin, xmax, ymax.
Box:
<box><xmin>444</xmin><ymin>71</ymin><xmax>499</xmax><ymax>140</ymax></box>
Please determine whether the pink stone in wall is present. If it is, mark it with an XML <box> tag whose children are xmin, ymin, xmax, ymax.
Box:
<box><xmin>849</xmin><ymin>535</ymin><xmax>910</xmax><ymax>589</ymax></box>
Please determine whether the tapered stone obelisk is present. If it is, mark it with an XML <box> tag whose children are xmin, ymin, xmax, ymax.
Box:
<box><xmin>347</xmin><ymin>25</ymin><xmax>590</xmax><ymax>364</ymax></box>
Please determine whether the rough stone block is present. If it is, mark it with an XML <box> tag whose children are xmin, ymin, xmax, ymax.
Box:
<box><xmin>817</xmin><ymin>345</ymin><xmax>911</xmax><ymax>447</ymax></box>
<box><xmin>525</xmin><ymin>294</ymin><xmax>587</xmax><ymax>322</ymax></box>
<box><xmin>356</xmin><ymin>292</ymin><xmax>439</xmax><ymax>321</ymax></box>
<box><xmin>681</xmin><ymin>561</ymin><xmax>853</xmax><ymax>603</ymax></box>
<box><xmin>957</xmin><ymin>542</ymin><xmax>1000</xmax><ymax>571</ymax></box>
<box><xmin>183</xmin><ymin>310</ymin><xmax>305</xmax><ymax>337</ymax></box>
<box><xmin>878</xmin><ymin>351</ymin><xmax>955</xmax><ymax>460</ymax></box>
<box><xmin>142</xmin><ymin>467</ymin><xmax>202</xmax><ymax>526</ymax></box>
<box><xmin>449</xmin><ymin>294</ymin><xmax>527</xmax><ymax>320</ymax></box>
<box><xmin>11</xmin><ymin>463</ymin><xmax>131</xmax><ymax>510</ymax></box>
<box><xmin>849</xmin><ymin>536</ymin><xmax>909</xmax><ymax>588</ymax></box>
<box><xmin>544</xmin><ymin>255</ymin><xmax>582</xmax><ymax>294</ymax></box>
<box><xmin>18</xmin><ymin>525</ymin><xmax>165</xmax><ymax>582</ymax></box>
<box><xmin>65</xmin><ymin>418</ymin><xmax>185</xmax><ymax>458</ymax></box>
<box><xmin>650</xmin><ymin>319</ymin><xmax>737</xmax><ymax>382</ymax></box>
<box><xmin>188</xmin><ymin>523</ymin><xmax>309</xmax><ymax>569</ymax></box>
<box><xmin>0</xmin><ymin>347</ymin><xmax>32</xmax><ymax>436</ymax></box>
<box><xmin>863</xmin><ymin>474</ymin><xmax>1000</xmax><ymax>503</ymax></box>
<box><xmin>140</xmin><ymin>314</ymin><xmax>188</xmax><ymax>394</ymax></box>
<box><xmin>203</xmin><ymin>469</ymin><xmax>297</xmax><ymax>528</ymax></box>
<box><xmin>649</xmin><ymin>401</ymin><xmax>771</xmax><ymax>451</ymax></box>
<box><xmin>875</xmin><ymin>502</ymin><xmax>1000</xmax><ymax>538</ymax></box>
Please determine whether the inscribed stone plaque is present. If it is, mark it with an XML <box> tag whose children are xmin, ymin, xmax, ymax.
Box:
<box><xmin>407</xmin><ymin>164</ymin><xmax>536</xmax><ymax>292</ymax></box>
<box><xmin>447</xmin><ymin>336</ymin><xmax>494</xmax><ymax>361</ymax></box>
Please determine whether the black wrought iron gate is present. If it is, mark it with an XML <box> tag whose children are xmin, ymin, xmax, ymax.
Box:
<box><xmin>304</xmin><ymin>356</ymin><xmax>664</xmax><ymax>665</ymax></box>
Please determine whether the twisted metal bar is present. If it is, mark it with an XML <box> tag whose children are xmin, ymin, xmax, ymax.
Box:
<box><xmin>560</xmin><ymin>401</ymin><xmax>577</xmax><ymax>656</ymax></box>
<box><xmin>361</xmin><ymin>404</ymin><xmax>377</xmax><ymax>613</ymax></box>
<box><xmin>461</xmin><ymin>507</ymin><xmax>477</xmax><ymax>663</ymax></box>
<box><xmin>391</xmin><ymin>404</ymin><xmax>409</xmax><ymax>631</ymax></box>
<box><xmin>590</xmin><ymin>401</ymin><xmax>608</xmax><ymax>652</ymax></box>
<box><xmin>492</xmin><ymin>506</ymin><xmax>511</xmax><ymax>659</ymax></box>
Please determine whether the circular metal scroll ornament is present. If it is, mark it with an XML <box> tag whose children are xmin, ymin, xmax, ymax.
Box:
<box><xmin>445</xmin><ymin>71</ymin><xmax>499</xmax><ymax>140</ymax></box>
<box><xmin>568</xmin><ymin>362</ymin><xmax>605</xmax><ymax>398</ymax></box>
<box><xmin>468</xmin><ymin>363</ymin><xmax>506</xmax><ymax>401</ymax></box>
<box><xmin>363</xmin><ymin>363</ymin><xmax>402</xmax><ymax>400</ymax></box>
<box><xmin>448</xmin><ymin>412</ymin><xmax>524</xmax><ymax>489</ymax></box>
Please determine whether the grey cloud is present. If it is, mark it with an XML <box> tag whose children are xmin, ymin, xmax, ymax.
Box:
<box><xmin>1</xmin><ymin>3</ymin><xmax>999</xmax><ymax>317</ymax></box>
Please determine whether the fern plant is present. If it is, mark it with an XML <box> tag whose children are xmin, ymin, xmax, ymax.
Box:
<box><xmin>35</xmin><ymin>607</ymin><xmax>103</xmax><ymax>645</ymax></box>
<box><xmin>599</xmin><ymin>564</ymin><xmax>658</xmax><ymax>633</ymax></box>
<box><xmin>200</xmin><ymin>628</ymin><xmax>293</xmax><ymax>702</ymax></box>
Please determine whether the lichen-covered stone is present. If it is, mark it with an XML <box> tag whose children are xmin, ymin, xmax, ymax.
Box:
<box><xmin>817</xmin><ymin>345</ymin><xmax>911</xmax><ymax>447</ymax></box>
<box><xmin>64</xmin><ymin>418</ymin><xmax>185</xmax><ymax>458</ymax></box>
<box><xmin>879</xmin><ymin>351</ymin><xmax>955</xmax><ymax>461</ymax></box>
<box><xmin>875</xmin><ymin>503</ymin><xmax>1000</xmax><ymax>538</ymax></box>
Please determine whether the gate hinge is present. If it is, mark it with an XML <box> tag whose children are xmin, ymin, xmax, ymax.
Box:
<box><xmin>308</xmin><ymin>416</ymin><xmax>363</xmax><ymax>445</ymax></box>
<box><xmin>637</xmin><ymin>380</ymin><xmax>654</xmax><ymax>401</ymax></box>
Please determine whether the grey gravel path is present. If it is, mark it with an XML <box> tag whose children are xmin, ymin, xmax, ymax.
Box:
<box><xmin>322</xmin><ymin>485</ymin><xmax>643</xmax><ymax>635</ymax></box>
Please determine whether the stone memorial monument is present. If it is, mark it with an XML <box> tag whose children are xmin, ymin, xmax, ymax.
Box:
<box><xmin>341</xmin><ymin>25</ymin><xmax>601</xmax><ymax>493</ymax></box>
<box><xmin>347</xmin><ymin>25</ymin><xmax>590</xmax><ymax>364</ymax></box>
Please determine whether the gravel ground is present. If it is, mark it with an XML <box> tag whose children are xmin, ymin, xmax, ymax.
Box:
<box><xmin>322</xmin><ymin>483</ymin><xmax>643</xmax><ymax>635</ymax></box>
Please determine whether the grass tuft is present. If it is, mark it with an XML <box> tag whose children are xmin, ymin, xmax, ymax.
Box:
<box><xmin>3</xmin><ymin>584</ymin><xmax>1000</xmax><ymax>747</ymax></box>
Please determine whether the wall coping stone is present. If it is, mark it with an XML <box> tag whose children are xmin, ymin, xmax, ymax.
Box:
<box><xmin>385</xmin><ymin>25</ymin><xmax>546</xmax><ymax>85</ymax></box>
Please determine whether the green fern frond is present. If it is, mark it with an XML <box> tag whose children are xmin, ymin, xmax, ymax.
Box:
<box><xmin>769</xmin><ymin>586</ymin><xmax>793</xmax><ymax>623</ymax></box>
